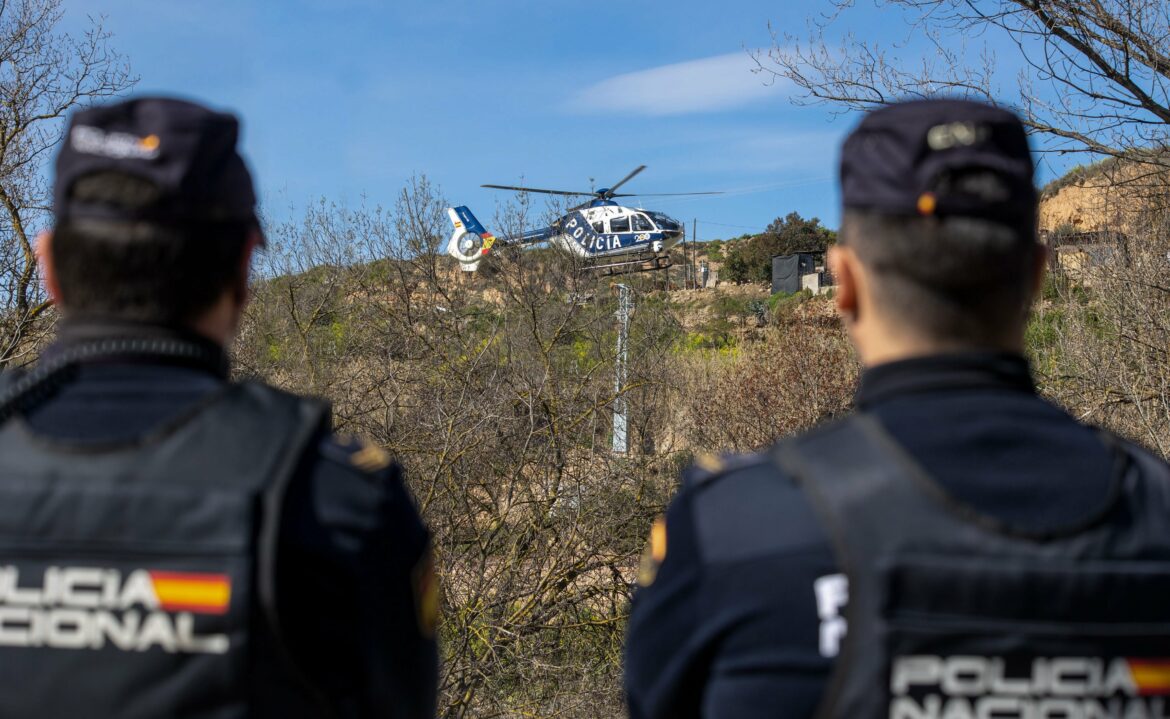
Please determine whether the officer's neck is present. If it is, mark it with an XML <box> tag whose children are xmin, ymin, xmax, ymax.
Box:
<box><xmin>852</xmin><ymin>318</ymin><xmax>1025</xmax><ymax>368</ymax></box>
<box><xmin>56</xmin><ymin>292</ymin><xmax>239</xmax><ymax>352</ymax></box>
<box><xmin>189</xmin><ymin>292</ymin><xmax>241</xmax><ymax>349</ymax></box>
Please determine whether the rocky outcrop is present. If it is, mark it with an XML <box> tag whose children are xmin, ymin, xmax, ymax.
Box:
<box><xmin>1039</xmin><ymin>157</ymin><xmax>1168</xmax><ymax>234</ymax></box>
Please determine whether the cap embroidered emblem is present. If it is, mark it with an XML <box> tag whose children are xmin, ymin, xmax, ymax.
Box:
<box><xmin>70</xmin><ymin>125</ymin><xmax>161</xmax><ymax>160</ymax></box>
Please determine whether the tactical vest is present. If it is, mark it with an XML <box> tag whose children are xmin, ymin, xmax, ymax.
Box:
<box><xmin>0</xmin><ymin>347</ymin><xmax>330</xmax><ymax>718</ymax></box>
<box><xmin>775</xmin><ymin>413</ymin><xmax>1170</xmax><ymax>719</ymax></box>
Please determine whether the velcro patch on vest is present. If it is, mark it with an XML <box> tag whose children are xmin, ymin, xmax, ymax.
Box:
<box><xmin>0</xmin><ymin>565</ymin><xmax>232</xmax><ymax>654</ymax></box>
<box><xmin>890</xmin><ymin>655</ymin><xmax>1170</xmax><ymax>719</ymax></box>
<box><xmin>636</xmin><ymin>516</ymin><xmax>668</xmax><ymax>587</ymax></box>
<box><xmin>342</xmin><ymin>436</ymin><xmax>392</xmax><ymax>472</ymax></box>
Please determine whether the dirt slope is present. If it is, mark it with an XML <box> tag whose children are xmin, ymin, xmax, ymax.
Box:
<box><xmin>1039</xmin><ymin>158</ymin><xmax>1167</xmax><ymax>234</ymax></box>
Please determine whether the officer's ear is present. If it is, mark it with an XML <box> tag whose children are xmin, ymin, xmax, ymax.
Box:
<box><xmin>828</xmin><ymin>245</ymin><xmax>860</xmax><ymax>323</ymax></box>
<box><xmin>37</xmin><ymin>230</ymin><xmax>62</xmax><ymax>306</ymax></box>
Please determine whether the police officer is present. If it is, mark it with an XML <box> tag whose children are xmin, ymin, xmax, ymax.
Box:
<box><xmin>0</xmin><ymin>98</ymin><xmax>437</xmax><ymax>717</ymax></box>
<box><xmin>624</xmin><ymin>99</ymin><xmax>1170</xmax><ymax>719</ymax></box>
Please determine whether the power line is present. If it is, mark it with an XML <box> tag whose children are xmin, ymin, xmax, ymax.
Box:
<box><xmin>718</xmin><ymin>176</ymin><xmax>833</xmax><ymax>196</ymax></box>
<box><xmin>643</xmin><ymin>176</ymin><xmax>833</xmax><ymax>211</ymax></box>
<box><xmin>696</xmin><ymin>220</ymin><xmax>765</xmax><ymax>231</ymax></box>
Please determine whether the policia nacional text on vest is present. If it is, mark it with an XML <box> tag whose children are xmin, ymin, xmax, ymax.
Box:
<box><xmin>0</xmin><ymin>340</ymin><xmax>331</xmax><ymax>718</ymax></box>
<box><xmin>774</xmin><ymin>414</ymin><xmax>1170</xmax><ymax>719</ymax></box>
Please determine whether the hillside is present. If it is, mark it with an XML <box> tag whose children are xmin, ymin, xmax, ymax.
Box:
<box><xmin>240</xmin><ymin>175</ymin><xmax>1170</xmax><ymax>717</ymax></box>
<box><xmin>239</xmin><ymin>223</ymin><xmax>856</xmax><ymax>717</ymax></box>
<box><xmin>1039</xmin><ymin>154</ymin><xmax>1168</xmax><ymax>234</ymax></box>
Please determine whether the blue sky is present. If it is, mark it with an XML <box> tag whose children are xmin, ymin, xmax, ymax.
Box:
<box><xmin>59</xmin><ymin>0</ymin><xmax>1074</xmax><ymax>239</ymax></box>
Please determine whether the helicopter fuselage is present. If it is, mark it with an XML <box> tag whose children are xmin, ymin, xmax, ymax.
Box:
<box><xmin>444</xmin><ymin>202</ymin><xmax>685</xmax><ymax>271</ymax></box>
<box><xmin>548</xmin><ymin>203</ymin><xmax>684</xmax><ymax>258</ymax></box>
<box><xmin>446</xmin><ymin>165</ymin><xmax>712</xmax><ymax>271</ymax></box>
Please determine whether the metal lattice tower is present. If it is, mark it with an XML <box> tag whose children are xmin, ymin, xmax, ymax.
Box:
<box><xmin>612</xmin><ymin>283</ymin><xmax>632</xmax><ymax>454</ymax></box>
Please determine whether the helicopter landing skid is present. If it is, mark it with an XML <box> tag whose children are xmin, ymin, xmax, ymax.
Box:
<box><xmin>588</xmin><ymin>253</ymin><xmax>672</xmax><ymax>276</ymax></box>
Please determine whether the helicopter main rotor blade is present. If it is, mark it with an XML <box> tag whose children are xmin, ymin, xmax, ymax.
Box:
<box><xmin>610</xmin><ymin>191</ymin><xmax>724</xmax><ymax>197</ymax></box>
<box><xmin>603</xmin><ymin>165</ymin><xmax>647</xmax><ymax>197</ymax></box>
<box><xmin>481</xmin><ymin>184</ymin><xmax>591</xmax><ymax>197</ymax></box>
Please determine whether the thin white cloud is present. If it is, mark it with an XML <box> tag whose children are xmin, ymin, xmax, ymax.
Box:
<box><xmin>567</xmin><ymin>53</ymin><xmax>785</xmax><ymax>116</ymax></box>
<box><xmin>643</xmin><ymin>127</ymin><xmax>844</xmax><ymax>176</ymax></box>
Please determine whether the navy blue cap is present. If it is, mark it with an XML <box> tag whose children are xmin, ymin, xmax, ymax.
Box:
<box><xmin>840</xmin><ymin>99</ymin><xmax>1036</xmax><ymax>225</ymax></box>
<box><xmin>54</xmin><ymin>97</ymin><xmax>260</xmax><ymax>231</ymax></box>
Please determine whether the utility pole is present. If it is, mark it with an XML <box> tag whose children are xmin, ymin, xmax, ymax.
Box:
<box><xmin>612</xmin><ymin>283</ymin><xmax>632</xmax><ymax>454</ymax></box>
<box><xmin>691</xmin><ymin>218</ymin><xmax>699</xmax><ymax>289</ymax></box>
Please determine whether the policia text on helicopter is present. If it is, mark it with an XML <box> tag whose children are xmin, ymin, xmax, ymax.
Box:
<box><xmin>624</xmin><ymin>99</ymin><xmax>1170</xmax><ymax>719</ymax></box>
<box><xmin>0</xmin><ymin>98</ymin><xmax>437</xmax><ymax>717</ymax></box>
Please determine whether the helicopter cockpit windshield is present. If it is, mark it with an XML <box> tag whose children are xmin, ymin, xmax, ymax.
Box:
<box><xmin>647</xmin><ymin>211</ymin><xmax>682</xmax><ymax>233</ymax></box>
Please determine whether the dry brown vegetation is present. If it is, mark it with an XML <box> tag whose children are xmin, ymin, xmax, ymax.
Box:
<box><xmin>228</xmin><ymin>180</ymin><xmax>859</xmax><ymax>717</ymax></box>
<box><xmin>682</xmin><ymin>299</ymin><xmax>857</xmax><ymax>453</ymax></box>
<box><xmin>225</xmin><ymin>170</ymin><xmax>1170</xmax><ymax>716</ymax></box>
<box><xmin>1031</xmin><ymin>206</ymin><xmax>1170</xmax><ymax>456</ymax></box>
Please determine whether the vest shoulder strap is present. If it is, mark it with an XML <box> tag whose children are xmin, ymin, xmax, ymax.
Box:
<box><xmin>770</xmin><ymin>415</ymin><xmax>904</xmax><ymax>719</ymax></box>
<box><xmin>227</xmin><ymin>382</ymin><xmax>337</xmax><ymax>717</ymax></box>
<box><xmin>0</xmin><ymin>368</ymin><xmax>21</xmax><ymax>391</ymax></box>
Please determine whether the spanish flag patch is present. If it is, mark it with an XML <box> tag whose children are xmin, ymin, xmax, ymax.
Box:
<box><xmin>148</xmin><ymin>571</ymin><xmax>231</xmax><ymax>614</ymax></box>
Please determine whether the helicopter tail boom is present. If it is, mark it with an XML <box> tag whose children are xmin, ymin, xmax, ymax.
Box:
<box><xmin>445</xmin><ymin>206</ymin><xmax>497</xmax><ymax>271</ymax></box>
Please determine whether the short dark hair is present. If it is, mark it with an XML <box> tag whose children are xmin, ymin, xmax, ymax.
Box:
<box><xmin>52</xmin><ymin>218</ymin><xmax>251</xmax><ymax>325</ymax></box>
<box><xmin>50</xmin><ymin>171</ymin><xmax>252</xmax><ymax>325</ymax></box>
<box><xmin>840</xmin><ymin>210</ymin><xmax>1040</xmax><ymax>346</ymax></box>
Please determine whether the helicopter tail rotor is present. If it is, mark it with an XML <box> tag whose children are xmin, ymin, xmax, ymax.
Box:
<box><xmin>446</xmin><ymin>206</ymin><xmax>497</xmax><ymax>271</ymax></box>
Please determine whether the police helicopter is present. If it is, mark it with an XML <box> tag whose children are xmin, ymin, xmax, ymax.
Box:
<box><xmin>445</xmin><ymin>165</ymin><xmax>719</xmax><ymax>273</ymax></box>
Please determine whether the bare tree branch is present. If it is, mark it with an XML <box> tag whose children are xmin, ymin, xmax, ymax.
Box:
<box><xmin>756</xmin><ymin>0</ymin><xmax>1170</xmax><ymax>167</ymax></box>
<box><xmin>0</xmin><ymin>0</ymin><xmax>136</xmax><ymax>367</ymax></box>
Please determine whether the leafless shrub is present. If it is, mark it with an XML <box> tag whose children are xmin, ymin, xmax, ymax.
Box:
<box><xmin>0</xmin><ymin>0</ymin><xmax>135</xmax><ymax>366</ymax></box>
<box><xmin>237</xmin><ymin>180</ymin><xmax>685</xmax><ymax>718</ymax></box>
<box><xmin>1032</xmin><ymin>205</ymin><xmax>1170</xmax><ymax>456</ymax></box>
<box><xmin>683</xmin><ymin>301</ymin><xmax>858</xmax><ymax>454</ymax></box>
<box><xmin>757</xmin><ymin>0</ymin><xmax>1170</xmax><ymax>173</ymax></box>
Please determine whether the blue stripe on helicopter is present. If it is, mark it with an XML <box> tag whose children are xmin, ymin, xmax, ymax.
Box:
<box><xmin>493</xmin><ymin>226</ymin><xmax>556</xmax><ymax>245</ymax></box>
<box><xmin>514</xmin><ymin>225</ymin><xmax>558</xmax><ymax>242</ymax></box>
<box><xmin>455</xmin><ymin>207</ymin><xmax>556</xmax><ymax>246</ymax></box>
<box><xmin>453</xmin><ymin>206</ymin><xmax>489</xmax><ymax>236</ymax></box>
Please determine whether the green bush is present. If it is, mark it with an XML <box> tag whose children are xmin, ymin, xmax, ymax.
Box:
<box><xmin>1026</xmin><ymin>309</ymin><xmax>1064</xmax><ymax>353</ymax></box>
<box><xmin>722</xmin><ymin>213</ymin><xmax>835</xmax><ymax>284</ymax></box>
